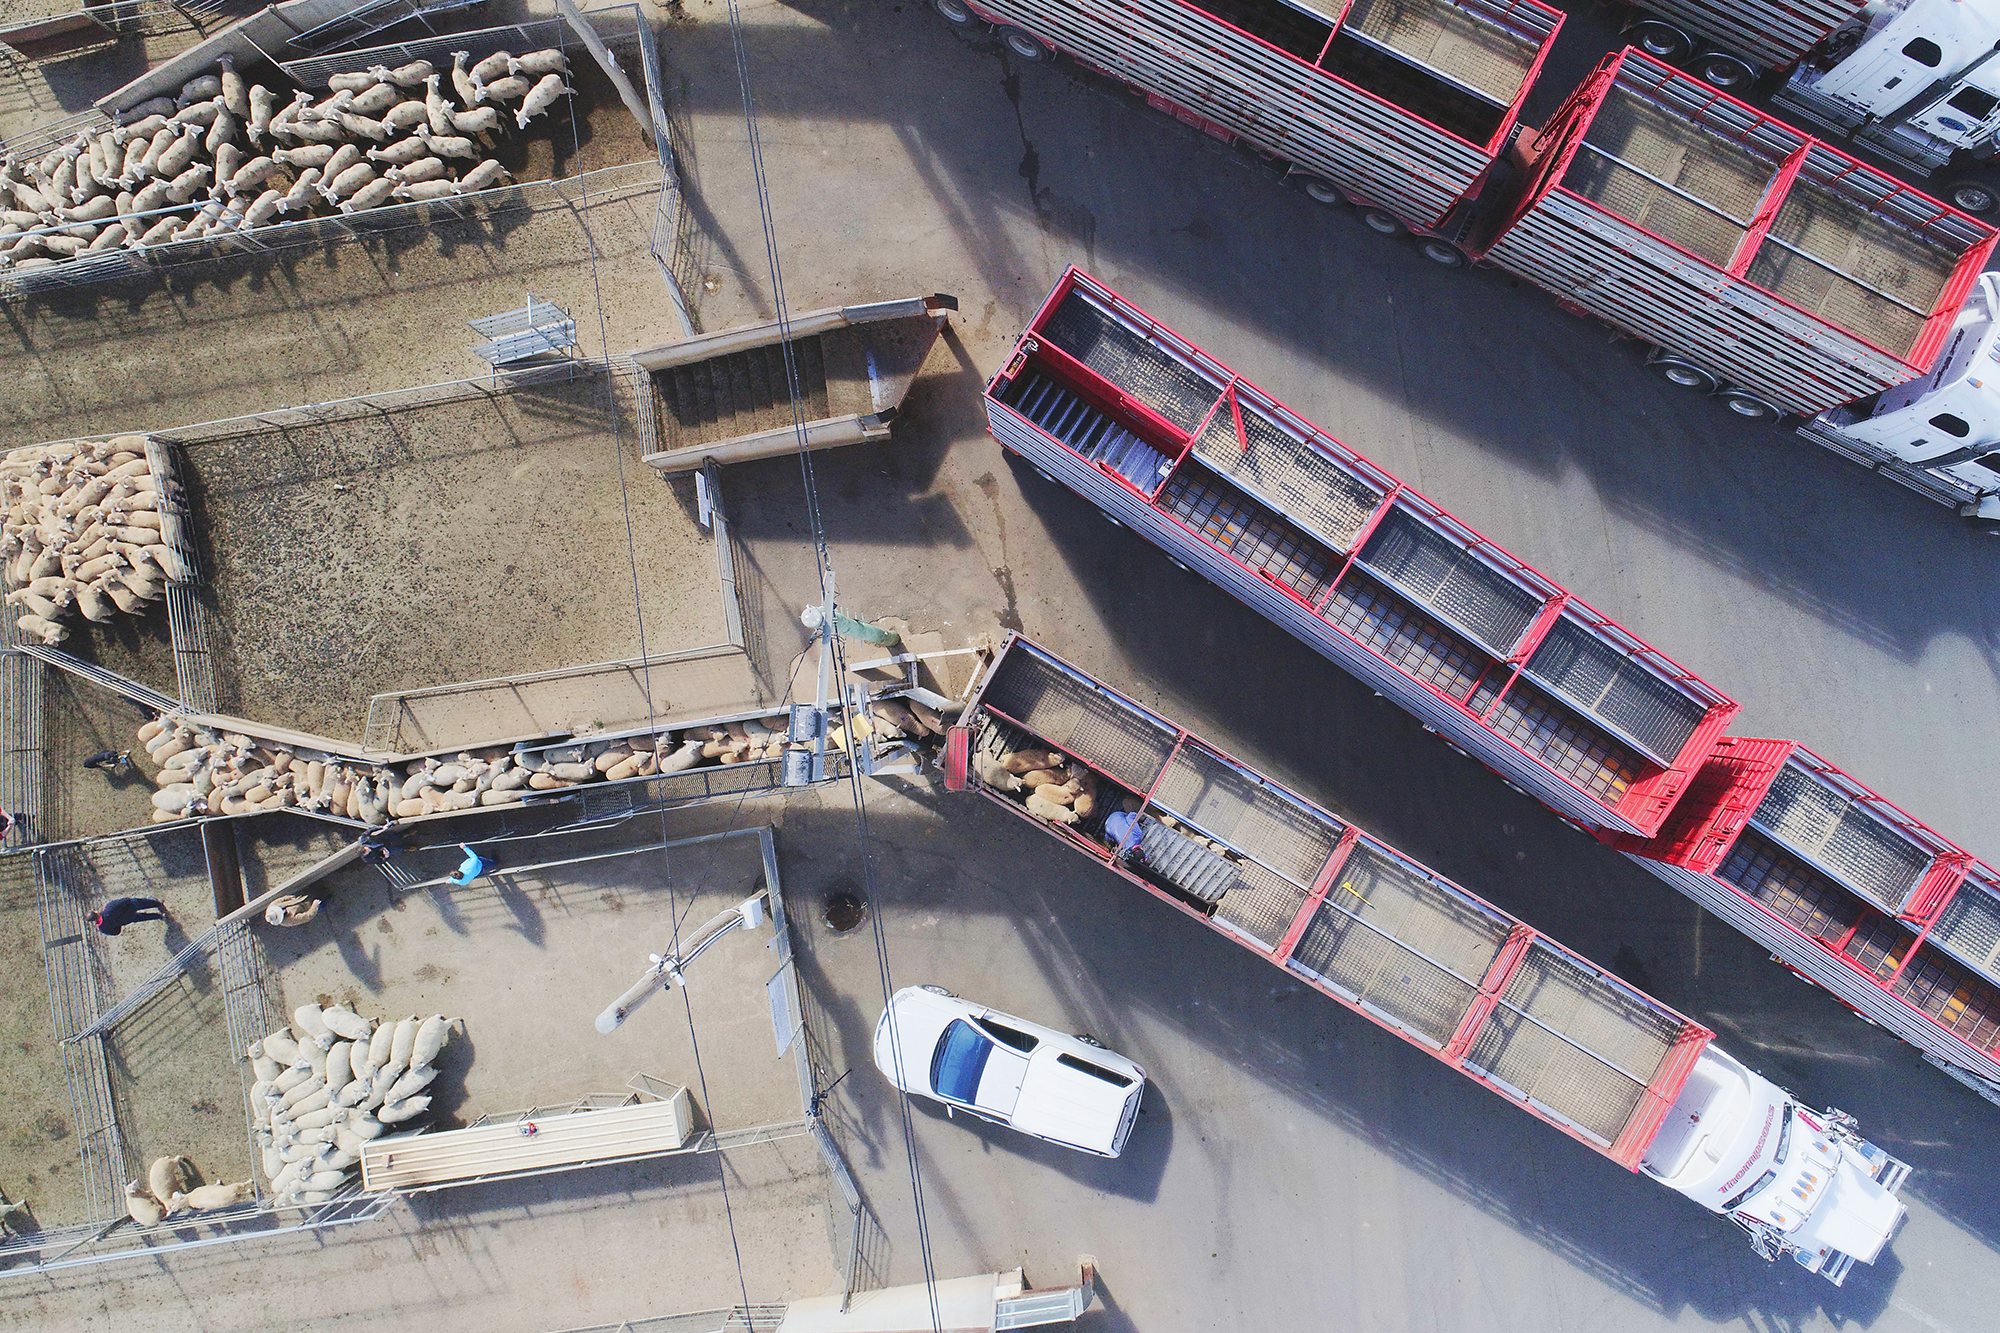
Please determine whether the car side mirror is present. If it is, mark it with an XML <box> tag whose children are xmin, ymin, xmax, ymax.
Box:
<box><xmin>946</xmin><ymin>1105</ymin><xmax>955</xmax><ymax>1118</ymax></box>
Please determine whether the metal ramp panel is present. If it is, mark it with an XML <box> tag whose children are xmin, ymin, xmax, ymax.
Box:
<box><xmin>362</xmin><ymin>1086</ymin><xmax>696</xmax><ymax>1191</ymax></box>
<box><xmin>469</xmin><ymin>296</ymin><xmax>579</xmax><ymax>370</ymax></box>
<box><xmin>284</xmin><ymin>0</ymin><xmax>487</xmax><ymax>54</ymax></box>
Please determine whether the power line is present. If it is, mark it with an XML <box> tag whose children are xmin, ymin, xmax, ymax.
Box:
<box><xmin>720</xmin><ymin>5</ymin><xmax>944</xmax><ymax>1330</ymax></box>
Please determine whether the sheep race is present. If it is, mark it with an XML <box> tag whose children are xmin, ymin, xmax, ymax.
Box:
<box><xmin>0</xmin><ymin>47</ymin><xmax>579</xmax><ymax>270</ymax></box>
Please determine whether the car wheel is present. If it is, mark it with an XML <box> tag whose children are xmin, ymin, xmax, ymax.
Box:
<box><xmin>931</xmin><ymin>0</ymin><xmax>979</xmax><ymax>26</ymax></box>
<box><xmin>920</xmin><ymin>984</ymin><xmax>953</xmax><ymax>996</ymax></box>
<box><xmin>1297</xmin><ymin>175</ymin><xmax>1345</xmax><ymax>206</ymax></box>
<box><xmin>1946</xmin><ymin>176</ymin><xmax>2000</xmax><ymax>216</ymax></box>
<box><xmin>1358</xmin><ymin>206</ymin><xmax>1404</xmax><ymax>235</ymax></box>
<box><xmin>1417</xmin><ymin>237</ymin><xmax>1469</xmax><ymax>268</ymax></box>
<box><xmin>1629</xmin><ymin>19</ymin><xmax>1693</xmax><ymax>62</ymax></box>
<box><xmin>1691</xmin><ymin>51</ymin><xmax>1757</xmax><ymax>91</ymax></box>
<box><xmin>998</xmin><ymin>25</ymin><xmax>1050</xmax><ymax>61</ymax></box>
<box><xmin>1073</xmin><ymin>1032</ymin><xmax>1104</xmax><ymax>1047</ymax></box>
<box><xmin>1648</xmin><ymin>353</ymin><xmax>1717</xmax><ymax>393</ymax></box>
<box><xmin>1715</xmin><ymin>387</ymin><xmax>1781</xmax><ymax>421</ymax></box>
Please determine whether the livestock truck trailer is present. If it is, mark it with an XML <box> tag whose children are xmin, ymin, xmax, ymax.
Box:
<box><xmin>945</xmin><ymin>633</ymin><xmax>1913</xmax><ymax>1283</ymax></box>
<box><xmin>926</xmin><ymin>1</ymin><xmax>2000</xmax><ymax>519</ymax></box>
<box><xmin>984</xmin><ymin>266</ymin><xmax>2000</xmax><ymax>1105</ymax></box>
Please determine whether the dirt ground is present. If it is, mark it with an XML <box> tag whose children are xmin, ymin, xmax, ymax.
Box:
<box><xmin>259</xmin><ymin>821</ymin><xmax>801</xmax><ymax>1133</ymax></box>
<box><xmin>42</xmin><ymin>372</ymin><xmax>722</xmax><ymax>741</ymax></box>
<box><xmin>0</xmin><ymin>856</ymin><xmax>82</xmax><ymax>1234</ymax></box>
<box><xmin>40</xmin><ymin>670</ymin><xmax>162</xmax><ymax>844</ymax></box>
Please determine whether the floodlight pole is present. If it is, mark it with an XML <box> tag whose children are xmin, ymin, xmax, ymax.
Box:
<box><xmin>594</xmin><ymin>890</ymin><xmax>770</xmax><ymax>1033</ymax></box>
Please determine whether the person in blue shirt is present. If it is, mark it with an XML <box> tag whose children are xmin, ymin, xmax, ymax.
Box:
<box><xmin>90</xmin><ymin>897</ymin><xmax>169</xmax><ymax>935</ymax></box>
<box><xmin>448</xmin><ymin>844</ymin><xmax>490</xmax><ymax>886</ymax></box>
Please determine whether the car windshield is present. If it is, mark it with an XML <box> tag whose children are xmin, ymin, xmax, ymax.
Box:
<box><xmin>930</xmin><ymin>1019</ymin><xmax>994</xmax><ymax>1103</ymax></box>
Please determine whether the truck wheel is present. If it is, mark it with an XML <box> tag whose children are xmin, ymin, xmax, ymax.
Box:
<box><xmin>1628</xmin><ymin>20</ymin><xmax>1693</xmax><ymax>62</ymax></box>
<box><xmin>997</xmin><ymin>25</ymin><xmax>1051</xmax><ymax>61</ymax></box>
<box><xmin>1690</xmin><ymin>51</ymin><xmax>1756</xmax><ymax>91</ymax></box>
<box><xmin>1416</xmin><ymin>237</ymin><xmax>1469</xmax><ymax>268</ymax></box>
<box><xmin>1716</xmin><ymin>388</ymin><xmax>1781</xmax><ymax>421</ymax></box>
<box><xmin>1648</xmin><ymin>353</ymin><xmax>1717</xmax><ymax>393</ymax></box>
<box><xmin>1296</xmin><ymin>175</ymin><xmax>1345</xmax><ymax>206</ymax></box>
<box><xmin>1944</xmin><ymin>177</ymin><xmax>2000</xmax><ymax>216</ymax></box>
<box><xmin>931</xmin><ymin>0</ymin><xmax>979</xmax><ymax>25</ymax></box>
<box><xmin>1357</xmin><ymin>206</ymin><xmax>1405</xmax><ymax>235</ymax></box>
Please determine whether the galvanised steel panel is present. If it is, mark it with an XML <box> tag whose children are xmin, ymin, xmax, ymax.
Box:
<box><xmin>1628</xmin><ymin>855</ymin><xmax>2000</xmax><ymax>1089</ymax></box>
<box><xmin>1487</xmin><ymin>200</ymin><xmax>1909</xmax><ymax>413</ymax></box>
<box><xmin>992</xmin><ymin>397</ymin><xmax>1648</xmax><ymax>834</ymax></box>
<box><xmin>1639</xmin><ymin>0</ymin><xmax>1867</xmax><ymax>72</ymax></box>
<box><xmin>967</xmin><ymin>0</ymin><xmax>1514</xmax><ymax>227</ymax></box>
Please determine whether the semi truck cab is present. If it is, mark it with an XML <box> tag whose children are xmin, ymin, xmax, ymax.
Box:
<box><xmin>1821</xmin><ymin>271</ymin><xmax>2000</xmax><ymax>516</ymax></box>
<box><xmin>1643</xmin><ymin>1047</ymin><xmax>1909</xmax><ymax>1283</ymax></box>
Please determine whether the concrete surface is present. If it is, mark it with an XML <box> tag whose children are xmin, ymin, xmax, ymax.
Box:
<box><xmin>9</xmin><ymin>0</ymin><xmax>2000</xmax><ymax>1329</ymax></box>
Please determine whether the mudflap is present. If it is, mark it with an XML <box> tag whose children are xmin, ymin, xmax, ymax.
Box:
<box><xmin>943</xmin><ymin>725</ymin><xmax>972</xmax><ymax>791</ymax></box>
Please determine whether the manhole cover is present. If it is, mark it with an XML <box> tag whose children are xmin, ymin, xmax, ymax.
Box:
<box><xmin>822</xmin><ymin>891</ymin><xmax>867</xmax><ymax>934</ymax></box>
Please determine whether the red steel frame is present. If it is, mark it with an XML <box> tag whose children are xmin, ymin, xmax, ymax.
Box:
<box><xmin>1617</xmin><ymin>738</ymin><xmax>2000</xmax><ymax>1065</ymax></box>
<box><xmin>1481</xmin><ymin>47</ymin><xmax>1998</xmax><ymax>375</ymax></box>
<box><xmin>949</xmin><ymin>0</ymin><xmax>1564</xmax><ymax>232</ymax></box>
<box><xmin>998</xmin><ymin>267</ymin><xmax>1740</xmax><ymax>836</ymax></box>
<box><xmin>956</xmin><ymin>632</ymin><xmax>1712</xmax><ymax>1169</ymax></box>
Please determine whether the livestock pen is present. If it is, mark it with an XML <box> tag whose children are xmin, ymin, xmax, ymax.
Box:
<box><xmin>0</xmin><ymin>819</ymin><xmax>835</xmax><ymax>1277</ymax></box>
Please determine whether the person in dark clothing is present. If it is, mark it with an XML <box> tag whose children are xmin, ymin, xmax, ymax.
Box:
<box><xmin>82</xmin><ymin>750</ymin><xmax>132</xmax><ymax>774</ymax></box>
<box><xmin>90</xmin><ymin>897</ymin><xmax>169</xmax><ymax>935</ymax></box>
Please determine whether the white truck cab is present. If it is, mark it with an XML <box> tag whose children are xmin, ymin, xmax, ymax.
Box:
<box><xmin>1643</xmin><ymin>1047</ymin><xmax>1909</xmax><ymax>1283</ymax></box>
<box><xmin>1819</xmin><ymin>271</ymin><xmax>2000</xmax><ymax>517</ymax></box>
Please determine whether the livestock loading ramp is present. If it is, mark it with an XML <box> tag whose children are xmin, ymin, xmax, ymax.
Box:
<box><xmin>986</xmin><ymin>267</ymin><xmax>1737</xmax><ymax>837</ymax></box>
<box><xmin>1615</xmin><ymin>739</ymin><xmax>2000</xmax><ymax>1103</ymax></box>
<box><xmin>631</xmin><ymin>296</ymin><xmax>955</xmax><ymax>472</ymax></box>
<box><xmin>1475</xmin><ymin>48</ymin><xmax>1996</xmax><ymax>416</ymax></box>
<box><xmin>945</xmin><ymin>0</ymin><xmax>1561</xmax><ymax>237</ymax></box>
<box><xmin>948</xmin><ymin>634</ymin><xmax>1711</xmax><ymax>1166</ymax></box>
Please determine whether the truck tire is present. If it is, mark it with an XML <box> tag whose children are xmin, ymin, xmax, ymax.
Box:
<box><xmin>931</xmin><ymin>0</ymin><xmax>979</xmax><ymax>25</ymax></box>
<box><xmin>1416</xmin><ymin>237</ymin><xmax>1470</xmax><ymax>268</ymax></box>
<box><xmin>1689</xmin><ymin>51</ymin><xmax>1757</xmax><ymax>91</ymax></box>
<box><xmin>1296</xmin><ymin>175</ymin><xmax>1345</xmax><ymax>206</ymax></box>
<box><xmin>1628</xmin><ymin>19</ymin><xmax>1693</xmax><ymax>62</ymax></box>
<box><xmin>1357</xmin><ymin>206</ymin><xmax>1405</xmax><ymax>235</ymax></box>
<box><xmin>997</xmin><ymin>25</ymin><xmax>1051</xmax><ymax>61</ymax></box>
<box><xmin>1943</xmin><ymin>176</ymin><xmax>2000</xmax><ymax>216</ymax></box>
<box><xmin>1715</xmin><ymin>387</ymin><xmax>1781</xmax><ymax>421</ymax></box>
<box><xmin>1648</xmin><ymin>353</ymin><xmax>1717</xmax><ymax>393</ymax></box>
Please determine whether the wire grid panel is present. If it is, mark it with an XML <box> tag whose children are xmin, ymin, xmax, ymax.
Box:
<box><xmin>1930</xmin><ymin>882</ymin><xmax>2000</xmax><ymax>985</ymax></box>
<box><xmin>1330</xmin><ymin>843</ymin><xmax>1513</xmax><ymax>983</ymax></box>
<box><xmin>1523</xmin><ymin>617</ymin><xmax>1707</xmax><ymax>765</ymax></box>
<box><xmin>1713</xmin><ymin>828</ymin><xmax>1865</xmax><ymax>942</ymax></box>
<box><xmin>1038</xmin><ymin>290</ymin><xmax>1223</xmax><ymax>432</ymax></box>
<box><xmin>1210</xmin><ymin>856</ymin><xmax>1314</xmax><ymax>950</ymax></box>
<box><xmin>1188</xmin><ymin>398</ymin><xmax>1383</xmax><ymax>554</ymax></box>
<box><xmin>1147</xmin><ymin>739</ymin><xmax>1341</xmax><ymax>887</ymax></box>
<box><xmin>1287</xmin><ymin>902</ymin><xmax>1483</xmax><ymax>1050</ymax></box>
<box><xmin>1</xmin><ymin>650</ymin><xmax>44</xmax><ymax>851</ymax></box>
<box><xmin>35</xmin><ymin>849</ymin><xmax>130</xmax><ymax>1219</ymax></box>
<box><xmin>1751</xmin><ymin>764</ymin><xmax>1931</xmax><ymax>911</ymax></box>
<box><xmin>1322</xmin><ymin>567</ymin><xmax>1492</xmax><ymax>702</ymax></box>
<box><xmin>1359</xmin><ymin>508</ymin><xmax>1542</xmax><ymax>655</ymax></box>
<box><xmin>1158</xmin><ymin>468</ymin><xmax>1339</xmax><ymax>603</ymax></box>
<box><xmin>165</xmin><ymin>584</ymin><xmax>218</xmax><ymax>714</ymax></box>
<box><xmin>1340</xmin><ymin>0</ymin><xmax>1543</xmax><ymax>106</ymax></box>
<box><xmin>980</xmin><ymin>647</ymin><xmax>1177</xmax><ymax>793</ymax></box>
<box><xmin>1848</xmin><ymin>918</ymin><xmax>2000</xmax><ymax>1051</ymax></box>
<box><xmin>1474</xmin><ymin>675</ymin><xmax>1643</xmax><ymax>805</ymax></box>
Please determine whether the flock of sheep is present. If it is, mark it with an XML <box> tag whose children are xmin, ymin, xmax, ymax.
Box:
<box><xmin>135</xmin><ymin>711</ymin><xmax>825</xmax><ymax>824</ymax></box>
<box><xmin>123</xmin><ymin>1156</ymin><xmax>253</xmax><ymax>1226</ymax></box>
<box><xmin>247</xmin><ymin>1004</ymin><xmax>461</xmax><ymax>1208</ymax></box>
<box><xmin>2</xmin><ymin>435</ymin><xmax>179</xmax><ymax>647</ymax></box>
<box><xmin>0</xmin><ymin>47</ymin><xmax>577</xmax><ymax>270</ymax></box>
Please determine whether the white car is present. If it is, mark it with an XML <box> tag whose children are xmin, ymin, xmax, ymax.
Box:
<box><xmin>872</xmin><ymin>986</ymin><xmax>1147</xmax><ymax>1158</ymax></box>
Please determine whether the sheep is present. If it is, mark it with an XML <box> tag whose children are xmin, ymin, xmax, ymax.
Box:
<box><xmin>242</xmin><ymin>189</ymin><xmax>283</xmax><ymax>230</ymax></box>
<box><xmin>474</xmin><ymin>75</ymin><xmax>532</xmax><ymax>106</ymax></box>
<box><xmin>509</xmin><ymin>49</ymin><xmax>572</xmax><ymax>79</ymax></box>
<box><xmin>278</xmin><ymin>168</ymin><xmax>321</xmax><ymax>214</ymax></box>
<box><xmin>338</xmin><ymin>111</ymin><xmax>394</xmax><ymax>143</ymax></box>
<box><xmin>148</xmin><ymin>1155</ymin><xmax>195</xmax><ymax>1204</ymax></box>
<box><xmin>515</xmin><ymin>75</ymin><xmax>576</xmax><ymax>129</ymax></box>
<box><xmin>448</xmin><ymin>105</ymin><xmax>504</xmax><ymax>139</ymax></box>
<box><xmin>173</xmin><ymin>1180</ymin><xmax>253</xmax><ymax>1211</ymax></box>
<box><xmin>388</xmin><ymin>1016</ymin><xmax>420</xmax><ymax>1068</ymax></box>
<box><xmin>247</xmin><ymin>84</ymin><xmax>275</xmax><ymax>144</ymax></box>
<box><xmin>418</xmin><ymin>129</ymin><xmax>477</xmax><ymax>162</ymax></box>
<box><xmin>327</xmin><ymin>71</ymin><xmax>379</xmax><ymax>94</ymax></box>
<box><xmin>274</xmin><ymin>143</ymin><xmax>334</xmax><ymax>169</ymax></box>
<box><xmin>268</xmin><ymin>92</ymin><xmax>310</xmax><ymax>142</ymax></box>
<box><xmin>322</xmin><ymin>1004</ymin><xmax>371</xmax><ymax>1042</ymax></box>
<box><xmin>319</xmin><ymin>143</ymin><xmax>364</xmax><ymax>182</ymax></box>
<box><xmin>163</xmin><ymin>164</ymin><xmax>213</xmax><ymax>204</ymax></box>
<box><xmin>120</xmin><ymin>96</ymin><xmax>176</xmax><ymax>122</ymax></box>
<box><xmin>365</xmin><ymin>136</ymin><xmax>433</xmax><ymax>167</ymax></box>
<box><xmin>347</xmin><ymin>82</ymin><xmax>402</xmax><ymax>117</ymax></box>
<box><xmin>470</xmin><ymin>50</ymin><xmax>514</xmax><ymax>84</ymax></box>
<box><xmin>114</xmin><ymin>113</ymin><xmax>170</xmax><ymax>145</ymax></box>
<box><xmin>384</xmin><ymin>99</ymin><xmax>431</xmax><ymax>131</ymax></box>
<box><xmin>213</xmin><ymin>142</ymin><xmax>245</xmax><ymax>187</ymax></box>
<box><xmin>365</xmin><ymin>1021</ymin><xmax>396</xmax><ymax>1071</ymax></box>
<box><xmin>385</xmin><ymin>1063</ymin><xmax>437</xmax><ymax>1103</ymax></box>
<box><xmin>177</xmin><ymin>74</ymin><xmax>222</xmax><ymax>109</ymax></box>
<box><xmin>218</xmin><ymin>55</ymin><xmax>248</xmax><ymax>119</ymax></box>
<box><xmin>170</xmin><ymin>98</ymin><xmax>222</xmax><ymax>129</ymax></box>
<box><xmin>449</xmin><ymin>52</ymin><xmax>479</xmax><ymax>107</ymax></box>
<box><xmin>227</xmin><ymin>156</ymin><xmax>279</xmax><ymax>195</ymax></box>
<box><xmin>124</xmin><ymin>1181</ymin><xmax>164</xmax><ymax>1227</ymax></box>
<box><xmin>378</xmin><ymin>1095</ymin><xmax>430</xmax><ymax>1125</ymax></box>
<box><xmin>205</xmin><ymin>109</ymin><xmax>239</xmax><ymax>156</ymax></box>
<box><xmin>292</xmin><ymin>1004</ymin><xmax>332</xmax><ymax>1043</ymax></box>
